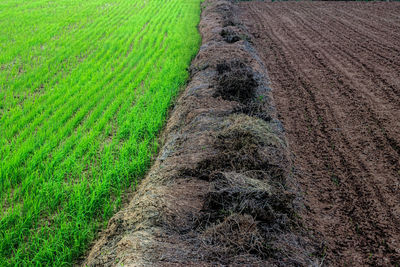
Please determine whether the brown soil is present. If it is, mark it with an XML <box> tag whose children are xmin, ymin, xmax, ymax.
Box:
<box><xmin>239</xmin><ymin>2</ymin><xmax>400</xmax><ymax>266</ymax></box>
<box><xmin>82</xmin><ymin>1</ymin><xmax>320</xmax><ymax>266</ymax></box>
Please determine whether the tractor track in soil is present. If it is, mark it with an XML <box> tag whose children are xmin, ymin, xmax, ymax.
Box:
<box><xmin>239</xmin><ymin>2</ymin><xmax>400</xmax><ymax>266</ymax></box>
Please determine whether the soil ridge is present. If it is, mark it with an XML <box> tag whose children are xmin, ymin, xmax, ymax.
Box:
<box><xmin>83</xmin><ymin>1</ymin><xmax>319</xmax><ymax>266</ymax></box>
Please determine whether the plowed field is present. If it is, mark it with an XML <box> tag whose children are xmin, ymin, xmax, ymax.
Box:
<box><xmin>239</xmin><ymin>2</ymin><xmax>400</xmax><ymax>266</ymax></box>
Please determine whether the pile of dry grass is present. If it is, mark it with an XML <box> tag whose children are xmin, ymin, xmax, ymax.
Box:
<box><xmin>83</xmin><ymin>0</ymin><xmax>320</xmax><ymax>266</ymax></box>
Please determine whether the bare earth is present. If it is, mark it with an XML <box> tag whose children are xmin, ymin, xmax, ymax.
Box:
<box><xmin>239</xmin><ymin>2</ymin><xmax>400</xmax><ymax>266</ymax></box>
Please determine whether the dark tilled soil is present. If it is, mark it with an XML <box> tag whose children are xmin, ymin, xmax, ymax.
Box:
<box><xmin>239</xmin><ymin>2</ymin><xmax>400</xmax><ymax>266</ymax></box>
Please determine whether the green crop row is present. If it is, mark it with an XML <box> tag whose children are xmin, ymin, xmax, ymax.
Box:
<box><xmin>0</xmin><ymin>0</ymin><xmax>201</xmax><ymax>265</ymax></box>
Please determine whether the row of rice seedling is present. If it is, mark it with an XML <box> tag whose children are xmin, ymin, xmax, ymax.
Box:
<box><xmin>0</xmin><ymin>0</ymin><xmax>201</xmax><ymax>265</ymax></box>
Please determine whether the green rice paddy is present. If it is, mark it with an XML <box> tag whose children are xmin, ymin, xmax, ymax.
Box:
<box><xmin>0</xmin><ymin>0</ymin><xmax>201</xmax><ymax>265</ymax></box>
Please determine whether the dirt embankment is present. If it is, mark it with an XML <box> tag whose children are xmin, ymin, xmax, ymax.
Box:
<box><xmin>83</xmin><ymin>0</ymin><xmax>319</xmax><ymax>266</ymax></box>
<box><xmin>239</xmin><ymin>2</ymin><xmax>400</xmax><ymax>266</ymax></box>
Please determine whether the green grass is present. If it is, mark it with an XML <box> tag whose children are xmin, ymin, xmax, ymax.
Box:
<box><xmin>0</xmin><ymin>0</ymin><xmax>201</xmax><ymax>265</ymax></box>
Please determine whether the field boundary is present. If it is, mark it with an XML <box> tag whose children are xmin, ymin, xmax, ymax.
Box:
<box><xmin>83</xmin><ymin>0</ymin><xmax>320</xmax><ymax>265</ymax></box>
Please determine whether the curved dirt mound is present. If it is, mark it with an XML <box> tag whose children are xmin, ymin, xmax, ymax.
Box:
<box><xmin>239</xmin><ymin>2</ymin><xmax>400</xmax><ymax>266</ymax></box>
<box><xmin>83</xmin><ymin>1</ymin><xmax>319</xmax><ymax>266</ymax></box>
